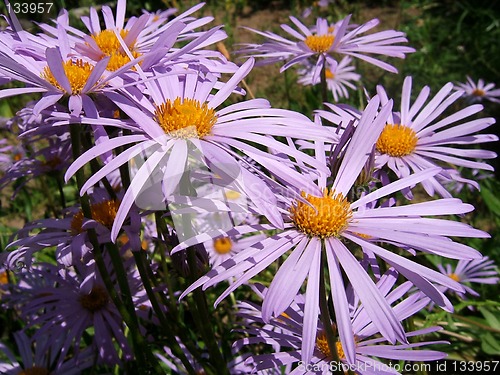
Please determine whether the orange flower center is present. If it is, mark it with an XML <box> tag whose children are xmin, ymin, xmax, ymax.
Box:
<box><xmin>213</xmin><ymin>237</ymin><xmax>233</xmax><ymax>254</ymax></box>
<box><xmin>90</xmin><ymin>29</ymin><xmax>142</xmax><ymax>71</ymax></box>
<box><xmin>376</xmin><ymin>124</ymin><xmax>418</xmax><ymax>157</ymax></box>
<box><xmin>304</xmin><ymin>34</ymin><xmax>335</xmax><ymax>53</ymax></box>
<box><xmin>70</xmin><ymin>200</ymin><xmax>120</xmax><ymax>234</ymax></box>
<box><xmin>448</xmin><ymin>273</ymin><xmax>461</xmax><ymax>282</ymax></box>
<box><xmin>290</xmin><ymin>189</ymin><xmax>352</xmax><ymax>238</ymax></box>
<box><xmin>43</xmin><ymin>59</ymin><xmax>94</xmax><ymax>94</ymax></box>
<box><xmin>472</xmin><ymin>88</ymin><xmax>485</xmax><ymax>97</ymax></box>
<box><xmin>155</xmin><ymin>98</ymin><xmax>217</xmax><ymax>139</ymax></box>
<box><xmin>316</xmin><ymin>331</ymin><xmax>345</xmax><ymax>359</ymax></box>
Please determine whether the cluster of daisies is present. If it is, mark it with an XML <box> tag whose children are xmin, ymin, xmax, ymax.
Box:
<box><xmin>0</xmin><ymin>1</ymin><xmax>498</xmax><ymax>374</ymax></box>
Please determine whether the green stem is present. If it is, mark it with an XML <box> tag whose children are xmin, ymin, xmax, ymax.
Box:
<box><xmin>186</xmin><ymin>246</ymin><xmax>229</xmax><ymax>374</ymax></box>
<box><xmin>56</xmin><ymin>173</ymin><xmax>67</xmax><ymax>210</ymax></box>
<box><xmin>133</xmin><ymin>251</ymin><xmax>198</xmax><ymax>375</ymax></box>
<box><xmin>69</xmin><ymin>124</ymin><xmax>154</xmax><ymax>372</ymax></box>
<box><xmin>453</xmin><ymin>314</ymin><xmax>500</xmax><ymax>334</ymax></box>
<box><xmin>320</xmin><ymin>61</ymin><xmax>329</xmax><ymax>109</ymax></box>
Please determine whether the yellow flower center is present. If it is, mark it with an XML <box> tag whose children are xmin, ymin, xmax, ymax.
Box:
<box><xmin>224</xmin><ymin>190</ymin><xmax>241</xmax><ymax>200</ymax></box>
<box><xmin>448</xmin><ymin>273</ymin><xmax>460</xmax><ymax>282</ymax></box>
<box><xmin>155</xmin><ymin>98</ymin><xmax>217</xmax><ymax>139</ymax></box>
<box><xmin>18</xmin><ymin>367</ymin><xmax>50</xmax><ymax>375</ymax></box>
<box><xmin>79</xmin><ymin>285</ymin><xmax>109</xmax><ymax>312</ymax></box>
<box><xmin>213</xmin><ymin>237</ymin><xmax>233</xmax><ymax>254</ymax></box>
<box><xmin>316</xmin><ymin>331</ymin><xmax>345</xmax><ymax>359</ymax></box>
<box><xmin>70</xmin><ymin>200</ymin><xmax>120</xmax><ymax>234</ymax></box>
<box><xmin>472</xmin><ymin>88</ymin><xmax>485</xmax><ymax>97</ymax></box>
<box><xmin>304</xmin><ymin>34</ymin><xmax>335</xmax><ymax>53</ymax></box>
<box><xmin>0</xmin><ymin>271</ymin><xmax>8</xmax><ymax>285</ymax></box>
<box><xmin>43</xmin><ymin>59</ymin><xmax>94</xmax><ymax>95</ymax></box>
<box><xmin>89</xmin><ymin>29</ymin><xmax>142</xmax><ymax>70</ymax></box>
<box><xmin>106</xmin><ymin>51</ymin><xmax>142</xmax><ymax>71</ymax></box>
<box><xmin>325</xmin><ymin>69</ymin><xmax>335</xmax><ymax>80</ymax></box>
<box><xmin>290</xmin><ymin>189</ymin><xmax>352</xmax><ymax>238</ymax></box>
<box><xmin>92</xmin><ymin>29</ymin><xmax>130</xmax><ymax>55</ymax></box>
<box><xmin>376</xmin><ymin>124</ymin><xmax>418</xmax><ymax>157</ymax></box>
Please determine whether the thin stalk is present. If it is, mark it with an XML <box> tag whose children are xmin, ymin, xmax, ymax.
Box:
<box><xmin>69</xmin><ymin>125</ymin><xmax>152</xmax><ymax>372</ymax></box>
<box><xmin>186</xmin><ymin>246</ymin><xmax>229</xmax><ymax>374</ymax></box>
<box><xmin>320</xmin><ymin>60</ymin><xmax>329</xmax><ymax>109</ymax></box>
<box><xmin>133</xmin><ymin>251</ymin><xmax>198</xmax><ymax>375</ymax></box>
<box><xmin>55</xmin><ymin>173</ymin><xmax>67</xmax><ymax>210</ymax></box>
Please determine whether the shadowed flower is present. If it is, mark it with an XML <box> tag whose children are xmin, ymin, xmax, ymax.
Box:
<box><xmin>0</xmin><ymin>331</ymin><xmax>94</xmax><ymax>375</ymax></box>
<box><xmin>3</xmin><ymin>261</ymin><xmax>143</xmax><ymax>366</ymax></box>
<box><xmin>4</xmin><ymin>187</ymin><xmax>141</xmax><ymax>267</ymax></box>
<box><xmin>234</xmin><ymin>276</ymin><xmax>446</xmax><ymax>373</ymax></box>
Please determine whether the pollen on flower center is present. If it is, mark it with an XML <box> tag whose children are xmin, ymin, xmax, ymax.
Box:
<box><xmin>325</xmin><ymin>69</ymin><xmax>335</xmax><ymax>80</ymax></box>
<box><xmin>71</xmin><ymin>200</ymin><xmax>120</xmax><ymax>234</ymax></box>
<box><xmin>0</xmin><ymin>271</ymin><xmax>8</xmax><ymax>285</ymax></box>
<box><xmin>107</xmin><ymin>50</ymin><xmax>142</xmax><ymax>71</ymax></box>
<box><xmin>316</xmin><ymin>331</ymin><xmax>345</xmax><ymax>359</ymax></box>
<box><xmin>92</xmin><ymin>29</ymin><xmax>131</xmax><ymax>55</ymax></box>
<box><xmin>43</xmin><ymin>59</ymin><xmax>94</xmax><ymax>95</ymax></box>
<box><xmin>18</xmin><ymin>367</ymin><xmax>50</xmax><ymax>375</ymax></box>
<box><xmin>155</xmin><ymin>98</ymin><xmax>217</xmax><ymax>139</ymax></box>
<box><xmin>213</xmin><ymin>237</ymin><xmax>233</xmax><ymax>254</ymax></box>
<box><xmin>79</xmin><ymin>285</ymin><xmax>109</xmax><ymax>312</ymax></box>
<box><xmin>304</xmin><ymin>34</ymin><xmax>335</xmax><ymax>53</ymax></box>
<box><xmin>376</xmin><ymin>124</ymin><xmax>418</xmax><ymax>157</ymax></box>
<box><xmin>472</xmin><ymin>88</ymin><xmax>485</xmax><ymax>97</ymax></box>
<box><xmin>290</xmin><ymin>189</ymin><xmax>352</xmax><ymax>238</ymax></box>
<box><xmin>448</xmin><ymin>273</ymin><xmax>461</xmax><ymax>282</ymax></box>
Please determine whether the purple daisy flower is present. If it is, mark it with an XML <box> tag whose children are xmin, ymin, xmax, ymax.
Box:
<box><xmin>63</xmin><ymin>58</ymin><xmax>335</xmax><ymax>240</ymax></box>
<box><xmin>297</xmin><ymin>57</ymin><xmax>361</xmax><ymax>102</ymax></box>
<box><xmin>205</xmin><ymin>233</ymin><xmax>267</xmax><ymax>268</ymax></box>
<box><xmin>0</xmin><ymin>331</ymin><xmax>94</xmax><ymax>375</ymax></box>
<box><xmin>238</xmin><ymin>15</ymin><xmax>414</xmax><ymax>83</ymax></box>
<box><xmin>175</xmin><ymin>95</ymin><xmax>486</xmax><ymax>363</ymax></box>
<box><xmin>437</xmin><ymin>256</ymin><xmax>499</xmax><ymax>298</ymax></box>
<box><xmin>319</xmin><ymin>76</ymin><xmax>498</xmax><ymax>198</ymax></box>
<box><xmin>0</xmin><ymin>135</ymin><xmax>72</xmax><ymax>196</ymax></box>
<box><xmin>5</xmin><ymin>261</ymin><xmax>141</xmax><ymax>365</ymax></box>
<box><xmin>68</xmin><ymin>1</ymin><xmax>225</xmax><ymax>66</ymax></box>
<box><xmin>5</xmin><ymin>187</ymin><xmax>141</xmax><ymax>267</ymax></box>
<box><xmin>235</xmin><ymin>275</ymin><xmax>446</xmax><ymax>374</ymax></box>
<box><xmin>454</xmin><ymin>76</ymin><xmax>500</xmax><ymax>104</ymax></box>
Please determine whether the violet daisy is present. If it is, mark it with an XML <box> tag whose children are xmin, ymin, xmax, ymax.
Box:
<box><xmin>437</xmin><ymin>256</ymin><xmax>499</xmax><ymax>299</ymax></box>
<box><xmin>176</xmin><ymin>95</ymin><xmax>486</xmax><ymax>363</ymax></box>
<box><xmin>63</xmin><ymin>58</ymin><xmax>335</xmax><ymax>240</ymax></box>
<box><xmin>454</xmin><ymin>76</ymin><xmax>500</xmax><ymax>104</ymax></box>
<box><xmin>238</xmin><ymin>14</ymin><xmax>414</xmax><ymax>83</ymax></box>
<box><xmin>5</xmin><ymin>187</ymin><xmax>141</xmax><ymax>267</ymax></box>
<box><xmin>235</xmin><ymin>276</ymin><xmax>446</xmax><ymax>374</ymax></box>
<box><xmin>5</xmin><ymin>261</ymin><xmax>140</xmax><ymax>365</ymax></box>
<box><xmin>297</xmin><ymin>57</ymin><xmax>361</xmax><ymax>102</ymax></box>
<box><xmin>205</xmin><ymin>233</ymin><xmax>267</xmax><ymax>268</ymax></box>
<box><xmin>320</xmin><ymin>76</ymin><xmax>498</xmax><ymax>198</ymax></box>
<box><xmin>0</xmin><ymin>331</ymin><xmax>94</xmax><ymax>375</ymax></box>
